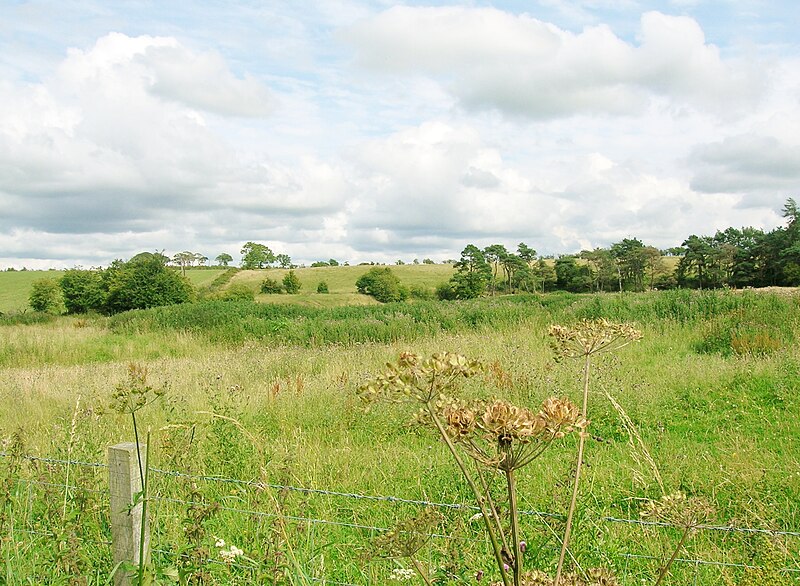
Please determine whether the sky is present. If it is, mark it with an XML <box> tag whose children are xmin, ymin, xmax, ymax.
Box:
<box><xmin>1</xmin><ymin>0</ymin><xmax>799</xmax><ymax>269</ymax></box>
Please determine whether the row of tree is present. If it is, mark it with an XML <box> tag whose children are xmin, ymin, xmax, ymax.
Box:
<box><xmin>436</xmin><ymin>199</ymin><xmax>800</xmax><ymax>298</ymax></box>
<box><xmin>30</xmin><ymin>253</ymin><xmax>194</xmax><ymax>315</ymax></box>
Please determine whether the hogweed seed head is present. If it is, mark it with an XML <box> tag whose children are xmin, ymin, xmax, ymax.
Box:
<box><xmin>640</xmin><ymin>491</ymin><xmax>714</xmax><ymax>529</ymax></box>
<box><xmin>358</xmin><ymin>352</ymin><xmax>483</xmax><ymax>408</ymax></box>
<box><xmin>373</xmin><ymin>508</ymin><xmax>443</xmax><ymax>559</ymax></box>
<box><xmin>538</xmin><ymin>397</ymin><xmax>588</xmax><ymax>438</ymax></box>
<box><xmin>479</xmin><ymin>400</ymin><xmax>544</xmax><ymax>444</ymax></box>
<box><xmin>110</xmin><ymin>363</ymin><xmax>166</xmax><ymax>415</ymax></box>
<box><xmin>549</xmin><ymin>319</ymin><xmax>642</xmax><ymax>360</ymax></box>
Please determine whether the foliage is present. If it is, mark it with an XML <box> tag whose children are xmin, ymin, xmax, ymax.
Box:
<box><xmin>240</xmin><ymin>242</ymin><xmax>275</xmax><ymax>269</ymax></box>
<box><xmin>316</xmin><ymin>281</ymin><xmax>329</xmax><ymax>294</ymax></box>
<box><xmin>355</xmin><ymin>267</ymin><xmax>408</xmax><ymax>303</ymax></box>
<box><xmin>28</xmin><ymin>278</ymin><xmax>62</xmax><ymax>313</ymax></box>
<box><xmin>282</xmin><ymin>270</ymin><xmax>302</xmax><ymax>294</ymax></box>
<box><xmin>220</xmin><ymin>283</ymin><xmax>255</xmax><ymax>302</ymax></box>
<box><xmin>105</xmin><ymin>255</ymin><xmax>195</xmax><ymax>314</ymax></box>
<box><xmin>59</xmin><ymin>269</ymin><xmax>106</xmax><ymax>313</ymax></box>
<box><xmin>260</xmin><ymin>277</ymin><xmax>284</xmax><ymax>294</ymax></box>
<box><xmin>215</xmin><ymin>253</ymin><xmax>233</xmax><ymax>267</ymax></box>
<box><xmin>447</xmin><ymin>244</ymin><xmax>492</xmax><ymax>299</ymax></box>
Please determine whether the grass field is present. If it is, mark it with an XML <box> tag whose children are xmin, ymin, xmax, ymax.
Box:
<box><xmin>0</xmin><ymin>264</ymin><xmax>454</xmax><ymax>313</ymax></box>
<box><xmin>1</xmin><ymin>285</ymin><xmax>799</xmax><ymax>584</ymax></box>
<box><xmin>0</xmin><ymin>270</ymin><xmax>62</xmax><ymax>313</ymax></box>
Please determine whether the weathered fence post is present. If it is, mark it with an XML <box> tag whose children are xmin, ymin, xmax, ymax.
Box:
<box><xmin>108</xmin><ymin>442</ymin><xmax>150</xmax><ymax>586</ymax></box>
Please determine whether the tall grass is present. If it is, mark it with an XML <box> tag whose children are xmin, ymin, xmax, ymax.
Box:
<box><xmin>1</xmin><ymin>289</ymin><xmax>799</xmax><ymax>583</ymax></box>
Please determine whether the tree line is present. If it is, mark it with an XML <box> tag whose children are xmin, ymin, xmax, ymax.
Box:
<box><xmin>26</xmin><ymin>198</ymin><xmax>800</xmax><ymax>312</ymax></box>
<box><xmin>437</xmin><ymin>198</ymin><xmax>800</xmax><ymax>299</ymax></box>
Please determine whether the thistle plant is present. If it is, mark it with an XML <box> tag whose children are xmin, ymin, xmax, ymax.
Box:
<box><xmin>359</xmin><ymin>352</ymin><xmax>585</xmax><ymax>586</ymax></box>
<box><xmin>548</xmin><ymin>319</ymin><xmax>642</xmax><ymax>585</ymax></box>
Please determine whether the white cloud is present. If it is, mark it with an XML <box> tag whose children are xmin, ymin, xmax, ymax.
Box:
<box><xmin>344</xmin><ymin>7</ymin><xmax>765</xmax><ymax>118</ymax></box>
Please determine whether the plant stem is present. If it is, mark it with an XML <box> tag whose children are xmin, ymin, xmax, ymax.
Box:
<box><xmin>474</xmin><ymin>463</ymin><xmax>512</xmax><ymax>559</ymax></box>
<box><xmin>131</xmin><ymin>412</ymin><xmax>145</xmax><ymax>489</ymax></box>
<box><xmin>554</xmin><ymin>352</ymin><xmax>592</xmax><ymax>585</ymax></box>
<box><xmin>410</xmin><ymin>557</ymin><xmax>433</xmax><ymax>586</ymax></box>
<box><xmin>654</xmin><ymin>526</ymin><xmax>691</xmax><ymax>586</ymax></box>
<box><xmin>426</xmin><ymin>404</ymin><xmax>512</xmax><ymax>586</ymax></box>
<box><xmin>137</xmin><ymin>430</ymin><xmax>151</xmax><ymax>583</ymax></box>
<box><xmin>505</xmin><ymin>469</ymin><xmax>522</xmax><ymax>586</ymax></box>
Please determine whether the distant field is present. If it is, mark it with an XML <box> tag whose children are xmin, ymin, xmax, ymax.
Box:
<box><xmin>232</xmin><ymin>263</ymin><xmax>454</xmax><ymax>292</ymax></box>
<box><xmin>182</xmin><ymin>268</ymin><xmax>226</xmax><ymax>287</ymax></box>
<box><xmin>0</xmin><ymin>268</ymin><xmax>228</xmax><ymax>313</ymax></box>
<box><xmin>0</xmin><ymin>270</ymin><xmax>62</xmax><ymax>313</ymax></box>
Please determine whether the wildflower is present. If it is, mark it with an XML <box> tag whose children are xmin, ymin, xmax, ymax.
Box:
<box><xmin>219</xmin><ymin>544</ymin><xmax>244</xmax><ymax>564</ymax></box>
<box><xmin>214</xmin><ymin>537</ymin><xmax>225</xmax><ymax>548</ymax></box>
<box><xmin>389</xmin><ymin>567</ymin><xmax>416</xmax><ymax>581</ymax></box>
<box><xmin>519</xmin><ymin>540</ymin><xmax>527</xmax><ymax>553</ymax></box>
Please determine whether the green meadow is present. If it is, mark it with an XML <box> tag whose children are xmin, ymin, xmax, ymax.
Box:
<box><xmin>0</xmin><ymin>269</ymin><xmax>798</xmax><ymax>584</ymax></box>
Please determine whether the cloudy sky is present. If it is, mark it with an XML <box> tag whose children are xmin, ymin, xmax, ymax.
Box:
<box><xmin>1</xmin><ymin>0</ymin><xmax>799</xmax><ymax>268</ymax></box>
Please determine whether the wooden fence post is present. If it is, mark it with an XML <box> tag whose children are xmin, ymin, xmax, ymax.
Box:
<box><xmin>108</xmin><ymin>442</ymin><xmax>150</xmax><ymax>586</ymax></box>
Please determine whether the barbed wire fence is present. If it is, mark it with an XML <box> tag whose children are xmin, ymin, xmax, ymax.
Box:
<box><xmin>2</xmin><ymin>451</ymin><xmax>799</xmax><ymax>585</ymax></box>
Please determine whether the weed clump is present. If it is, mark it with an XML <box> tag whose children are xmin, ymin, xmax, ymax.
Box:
<box><xmin>359</xmin><ymin>352</ymin><xmax>587</xmax><ymax>586</ymax></box>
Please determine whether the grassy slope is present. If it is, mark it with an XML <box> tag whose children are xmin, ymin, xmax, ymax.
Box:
<box><xmin>0</xmin><ymin>270</ymin><xmax>62</xmax><ymax>313</ymax></box>
<box><xmin>230</xmin><ymin>263</ymin><xmax>455</xmax><ymax>306</ymax></box>
<box><xmin>183</xmin><ymin>268</ymin><xmax>227</xmax><ymax>287</ymax></box>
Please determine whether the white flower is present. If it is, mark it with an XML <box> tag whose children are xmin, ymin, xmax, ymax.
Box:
<box><xmin>219</xmin><ymin>545</ymin><xmax>244</xmax><ymax>564</ymax></box>
<box><xmin>214</xmin><ymin>537</ymin><xmax>225</xmax><ymax>548</ymax></box>
<box><xmin>389</xmin><ymin>568</ymin><xmax>415</xmax><ymax>581</ymax></box>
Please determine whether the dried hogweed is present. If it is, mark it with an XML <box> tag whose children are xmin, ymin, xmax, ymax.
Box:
<box><xmin>641</xmin><ymin>492</ymin><xmax>715</xmax><ymax>586</ymax></box>
<box><xmin>110</xmin><ymin>363</ymin><xmax>166</xmax><ymax>415</ymax></box>
<box><xmin>640</xmin><ymin>491</ymin><xmax>714</xmax><ymax>529</ymax></box>
<box><xmin>549</xmin><ymin>319</ymin><xmax>642</xmax><ymax>360</ymax></box>
<box><xmin>373</xmin><ymin>508</ymin><xmax>444</xmax><ymax>560</ymax></box>
<box><xmin>358</xmin><ymin>352</ymin><xmax>483</xmax><ymax>407</ymax></box>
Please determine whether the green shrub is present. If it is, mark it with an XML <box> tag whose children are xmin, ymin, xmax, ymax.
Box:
<box><xmin>104</xmin><ymin>255</ymin><xmax>194</xmax><ymax>313</ymax></box>
<box><xmin>28</xmin><ymin>278</ymin><xmax>62</xmax><ymax>313</ymax></box>
<box><xmin>316</xmin><ymin>281</ymin><xmax>329</xmax><ymax>294</ymax></box>
<box><xmin>260</xmin><ymin>277</ymin><xmax>283</xmax><ymax>294</ymax></box>
<box><xmin>409</xmin><ymin>284</ymin><xmax>434</xmax><ymax>300</ymax></box>
<box><xmin>60</xmin><ymin>269</ymin><xmax>106</xmax><ymax>313</ymax></box>
<box><xmin>356</xmin><ymin>267</ymin><xmax>408</xmax><ymax>303</ymax></box>
<box><xmin>220</xmin><ymin>283</ymin><xmax>255</xmax><ymax>302</ymax></box>
<box><xmin>283</xmin><ymin>270</ymin><xmax>301</xmax><ymax>294</ymax></box>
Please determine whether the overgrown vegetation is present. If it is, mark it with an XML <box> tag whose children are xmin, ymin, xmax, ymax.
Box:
<box><xmin>1</xmin><ymin>288</ymin><xmax>799</xmax><ymax>584</ymax></box>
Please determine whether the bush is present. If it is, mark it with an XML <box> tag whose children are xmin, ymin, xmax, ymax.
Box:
<box><xmin>261</xmin><ymin>278</ymin><xmax>283</xmax><ymax>294</ymax></box>
<box><xmin>220</xmin><ymin>284</ymin><xmax>255</xmax><ymax>302</ymax></box>
<box><xmin>283</xmin><ymin>270</ymin><xmax>301</xmax><ymax>294</ymax></box>
<box><xmin>409</xmin><ymin>285</ymin><xmax>434</xmax><ymax>300</ymax></box>
<box><xmin>29</xmin><ymin>278</ymin><xmax>62</xmax><ymax>313</ymax></box>
<box><xmin>317</xmin><ymin>281</ymin><xmax>329</xmax><ymax>294</ymax></box>
<box><xmin>104</xmin><ymin>255</ymin><xmax>194</xmax><ymax>313</ymax></box>
<box><xmin>355</xmin><ymin>267</ymin><xmax>408</xmax><ymax>303</ymax></box>
<box><xmin>60</xmin><ymin>269</ymin><xmax>106</xmax><ymax>313</ymax></box>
